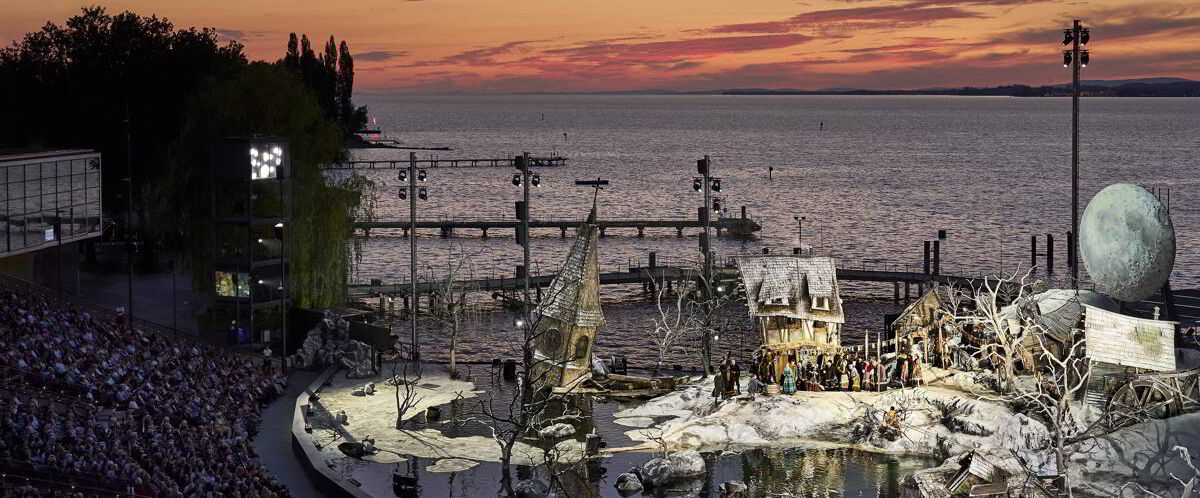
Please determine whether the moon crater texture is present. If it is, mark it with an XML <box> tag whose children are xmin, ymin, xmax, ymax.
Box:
<box><xmin>1079</xmin><ymin>183</ymin><xmax>1175</xmax><ymax>302</ymax></box>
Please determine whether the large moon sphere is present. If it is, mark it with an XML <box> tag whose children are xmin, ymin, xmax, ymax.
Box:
<box><xmin>1079</xmin><ymin>183</ymin><xmax>1175</xmax><ymax>302</ymax></box>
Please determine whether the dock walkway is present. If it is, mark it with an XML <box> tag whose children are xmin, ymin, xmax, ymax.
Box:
<box><xmin>355</xmin><ymin>216</ymin><xmax>761</xmax><ymax>238</ymax></box>
<box><xmin>326</xmin><ymin>156</ymin><xmax>567</xmax><ymax>170</ymax></box>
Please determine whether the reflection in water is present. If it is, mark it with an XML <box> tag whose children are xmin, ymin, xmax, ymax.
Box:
<box><xmin>729</xmin><ymin>446</ymin><xmax>930</xmax><ymax>497</ymax></box>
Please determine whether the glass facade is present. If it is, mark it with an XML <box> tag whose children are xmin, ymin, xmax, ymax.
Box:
<box><xmin>1</xmin><ymin>150</ymin><xmax>102</xmax><ymax>256</ymax></box>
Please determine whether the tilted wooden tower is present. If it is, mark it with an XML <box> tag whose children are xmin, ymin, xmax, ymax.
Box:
<box><xmin>530</xmin><ymin>208</ymin><xmax>605</xmax><ymax>391</ymax></box>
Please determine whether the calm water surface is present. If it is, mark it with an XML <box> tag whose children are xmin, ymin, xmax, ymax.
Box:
<box><xmin>345</xmin><ymin>94</ymin><xmax>1199</xmax><ymax>367</ymax></box>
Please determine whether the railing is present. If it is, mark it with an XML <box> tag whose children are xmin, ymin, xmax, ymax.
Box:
<box><xmin>0</xmin><ymin>271</ymin><xmax>276</xmax><ymax>367</ymax></box>
<box><xmin>0</xmin><ymin>365</ymin><xmax>118</xmax><ymax>408</ymax></box>
<box><xmin>0</xmin><ymin>459</ymin><xmax>148</xmax><ymax>497</ymax></box>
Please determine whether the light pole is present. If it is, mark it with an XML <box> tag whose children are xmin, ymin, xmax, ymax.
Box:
<box><xmin>512</xmin><ymin>152</ymin><xmax>540</xmax><ymax>326</ymax></box>
<box><xmin>692</xmin><ymin>155</ymin><xmax>721</xmax><ymax>375</ymax></box>
<box><xmin>402</xmin><ymin>152</ymin><xmax>429</xmax><ymax>360</ymax></box>
<box><xmin>794</xmin><ymin>215</ymin><xmax>806</xmax><ymax>253</ymax></box>
<box><xmin>1062</xmin><ymin>19</ymin><xmax>1090</xmax><ymax>290</ymax></box>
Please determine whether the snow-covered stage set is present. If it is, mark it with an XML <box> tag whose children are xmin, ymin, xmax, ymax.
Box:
<box><xmin>290</xmin><ymin>184</ymin><xmax>1200</xmax><ymax>497</ymax></box>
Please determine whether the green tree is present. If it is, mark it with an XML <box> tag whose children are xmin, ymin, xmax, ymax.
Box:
<box><xmin>152</xmin><ymin>63</ymin><xmax>367</xmax><ymax>307</ymax></box>
<box><xmin>0</xmin><ymin>7</ymin><xmax>246</xmax><ymax>213</ymax></box>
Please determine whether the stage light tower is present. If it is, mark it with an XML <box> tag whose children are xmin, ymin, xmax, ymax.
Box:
<box><xmin>1062</xmin><ymin>19</ymin><xmax>1090</xmax><ymax>290</ymax></box>
<box><xmin>403</xmin><ymin>152</ymin><xmax>430</xmax><ymax>360</ymax></box>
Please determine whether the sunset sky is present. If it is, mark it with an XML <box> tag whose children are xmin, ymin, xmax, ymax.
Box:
<box><xmin>5</xmin><ymin>0</ymin><xmax>1200</xmax><ymax>92</ymax></box>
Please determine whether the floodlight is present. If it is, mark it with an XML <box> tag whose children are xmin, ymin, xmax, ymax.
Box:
<box><xmin>398</xmin><ymin>188</ymin><xmax>407</xmax><ymax>200</ymax></box>
<box><xmin>692</xmin><ymin>178</ymin><xmax>702</xmax><ymax>192</ymax></box>
<box><xmin>1062</xmin><ymin>29</ymin><xmax>1074</xmax><ymax>46</ymax></box>
<box><xmin>512</xmin><ymin>174</ymin><xmax>522</xmax><ymax>186</ymax></box>
<box><xmin>1080</xmin><ymin>51</ymin><xmax>1089</xmax><ymax>67</ymax></box>
<box><xmin>1063</xmin><ymin>51</ymin><xmax>1072</xmax><ymax>67</ymax></box>
<box><xmin>531</xmin><ymin>174</ymin><xmax>541</xmax><ymax>187</ymax></box>
<box><xmin>1080</xmin><ymin>29</ymin><xmax>1089</xmax><ymax>45</ymax></box>
<box><xmin>418</xmin><ymin>187</ymin><xmax>428</xmax><ymax>200</ymax></box>
<box><xmin>711</xmin><ymin>179</ymin><xmax>721</xmax><ymax>192</ymax></box>
<box><xmin>418</xmin><ymin>169</ymin><xmax>427</xmax><ymax>182</ymax></box>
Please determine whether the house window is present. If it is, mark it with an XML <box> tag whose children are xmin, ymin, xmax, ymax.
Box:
<box><xmin>811</xmin><ymin>296</ymin><xmax>830</xmax><ymax>310</ymax></box>
<box><xmin>574</xmin><ymin>335</ymin><xmax>591</xmax><ymax>360</ymax></box>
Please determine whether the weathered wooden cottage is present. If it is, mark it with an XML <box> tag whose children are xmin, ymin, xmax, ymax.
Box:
<box><xmin>1081</xmin><ymin>304</ymin><xmax>1180</xmax><ymax>411</ymax></box>
<box><xmin>734</xmin><ymin>255</ymin><xmax>845</xmax><ymax>349</ymax></box>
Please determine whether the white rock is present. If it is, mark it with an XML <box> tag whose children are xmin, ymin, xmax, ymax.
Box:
<box><xmin>538</xmin><ymin>422</ymin><xmax>575</xmax><ymax>439</ymax></box>
<box><xmin>425</xmin><ymin>458</ymin><xmax>479</xmax><ymax>473</ymax></box>
<box><xmin>614</xmin><ymin>472</ymin><xmax>643</xmax><ymax>495</ymax></box>
<box><xmin>668</xmin><ymin>450</ymin><xmax>706</xmax><ymax>478</ymax></box>
<box><xmin>612</xmin><ymin>416</ymin><xmax>656</xmax><ymax>428</ymax></box>
<box><xmin>719</xmin><ymin>480</ymin><xmax>748</xmax><ymax>496</ymax></box>
<box><xmin>641</xmin><ymin>457</ymin><xmax>673</xmax><ymax>487</ymax></box>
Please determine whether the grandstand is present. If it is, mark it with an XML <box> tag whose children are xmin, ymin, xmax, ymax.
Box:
<box><xmin>0</xmin><ymin>272</ymin><xmax>289</xmax><ymax>497</ymax></box>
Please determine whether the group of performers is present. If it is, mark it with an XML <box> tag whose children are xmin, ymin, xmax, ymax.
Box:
<box><xmin>746</xmin><ymin>344</ymin><xmax>925</xmax><ymax>394</ymax></box>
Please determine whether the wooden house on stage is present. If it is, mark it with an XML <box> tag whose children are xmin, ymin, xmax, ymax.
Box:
<box><xmin>734</xmin><ymin>255</ymin><xmax>845</xmax><ymax>350</ymax></box>
<box><xmin>530</xmin><ymin>214</ymin><xmax>604</xmax><ymax>391</ymax></box>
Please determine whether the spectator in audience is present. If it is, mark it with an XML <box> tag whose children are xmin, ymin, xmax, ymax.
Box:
<box><xmin>0</xmin><ymin>290</ymin><xmax>290</xmax><ymax>497</ymax></box>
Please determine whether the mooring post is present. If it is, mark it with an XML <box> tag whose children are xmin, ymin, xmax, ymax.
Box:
<box><xmin>923</xmin><ymin>241</ymin><xmax>931</xmax><ymax>274</ymax></box>
<box><xmin>1046</xmin><ymin>233</ymin><xmax>1055</xmax><ymax>272</ymax></box>
<box><xmin>1066</xmin><ymin>231</ymin><xmax>1075</xmax><ymax>268</ymax></box>
<box><xmin>1031</xmin><ymin>235</ymin><xmax>1038</xmax><ymax>269</ymax></box>
<box><xmin>932</xmin><ymin>240</ymin><xmax>941</xmax><ymax>275</ymax></box>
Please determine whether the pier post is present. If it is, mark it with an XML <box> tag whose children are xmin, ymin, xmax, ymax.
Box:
<box><xmin>894</xmin><ymin>281</ymin><xmax>900</xmax><ymax>304</ymax></box>
<box><xmin>649</xmin><ymin>251</ymin><xmax>657</xmax><ymax>268</ymax></box>
<box><xmin>637</xmin><ymin>227</ymin><xmax>645</xmax><ymax>238</ymax></box>
<box><xmin>440</xmin><ymin>226</ymin><xmax>452</xmax><ymax>238</ymax></box>
<box><xmin>1066</xmin><ymin>231</ymin><xmax>1075</xmax><ymax>268</ymax></box>
<box><xmin>481</xmin><ymin>228</ymin><xmax>488</xmax><ymax>239</ymax></box>
<box><xmin>402</xmin><ymin>227</ymin><xmax>409</xmax><ymax>237</ymax></box>
<box><xmin>560</xmin><ymin>227</ymin><xmax>568</xmax><ymax>238</ymax></box>
<box><xmin>923</xmin><ymin>241</ymin><xmax>931</xmax><ymax>274</ymax></box>
<box><xmin>1031</xmin><ymin>235</ymin><xmax>1038</xmax><ymax>269</ymax></box>
<box><xmin>918</xmin><ymin>282</ymin><xmax>924</xmax><ymax>296</ymax></box>
<box><xmin>741</xmin><ymin>206</ymin><xmax>747</xmax><ymax>219</ymax></box>
<box><xmin>599</xmin><ymin>227</ymin><xmax>606</xmax><ymax>238</ymax></box>
<box><xmin>676</xmin><ymin>227</ymin><xmax>683</xmax><ymax>238</ymax></box>
<box><xmin>932</xmin><ymin>240</ymin><xmax>941</xmax><ymax>275</ymax></box>
<box><xmin>1046</xmin><ymin>234</ymin><xmax>1054</xmax><ymax>272</ymax></box>
<box><xmin>904</xmin><ymin>281</ymin><xmax>911</xmax><ymax>302</ymax></box>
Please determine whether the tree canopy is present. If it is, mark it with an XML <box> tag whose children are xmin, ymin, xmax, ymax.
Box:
<box><xmin>0</xmin><ymin>7</ymin><xmax>247</xmax><ymax>206</ymax></box>
<box><xmin>1</xmin><ymin>7</ymin><xmax>375</xmax><ymax>309</ymax></box>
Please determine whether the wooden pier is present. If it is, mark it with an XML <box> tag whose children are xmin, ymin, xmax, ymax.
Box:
<box><xmin>326</xmin><ymin>156</ymin><xmax>568</xmax><ymax>170</ymax></box>
<box><xmin>355</xmin><ymin>215</ymin><xmax>762</xmax><ymax>238</ymax></box>
<box><xmin>348</xmin><ymin>257</ymin><xmax>990</xmax><ymax>299</ymax></box>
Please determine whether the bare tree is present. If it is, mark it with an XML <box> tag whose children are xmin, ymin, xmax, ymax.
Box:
<box><xmin>387</xmin><ymin>345</ymin><xmax>425</xmax><ymax>430</ymax></box>
<box><xmin>647</xmin><ymin>272</ymin><xmax>692</xmax><ymax>376</ymax></box>
<box><xmin>1008</xmin><ymin>330</ymin><xmax>1092</xmax><ymax>496</ymax></box>
<box><xmin>428</xmin><ymin>243</ymin><xmax>479</xmax><ymax>379</ymax></box>
<box><xmin>944</xmin><ymin>268</ymin><xmax>1036</xmax><ymax>393</ymax></box>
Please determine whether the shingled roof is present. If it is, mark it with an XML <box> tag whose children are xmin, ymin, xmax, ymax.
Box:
<box><xmin>534</xmin><ymin>223</ymin><xmax>604</xmax><ymax>328</ymax></box>
<box><xmin>734</xmin><ymin>255</ymin><xmax>844</xmax><ymax>323</ymax></box>
<box><xmin>1083</xmin><ymin>304</ymin><xmax>1176</xmax><ymax>372</ymax></box>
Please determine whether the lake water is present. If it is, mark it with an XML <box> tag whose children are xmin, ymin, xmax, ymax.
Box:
<box><xmin>332</xmin><ymin>95</ymin><xmax>1197</xmax><ymax>496</ymax></box>
<box><xmin>344</xmin><ymin>94</ymin><xmax>1199</xmax><ymax>368</ymax></box>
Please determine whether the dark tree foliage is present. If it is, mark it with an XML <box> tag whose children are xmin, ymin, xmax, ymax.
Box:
<box><xmin>279</xmin><ymin>33</ymin><xmax>367</xmax><ymax>135</ymax></box>
<box><xmin>151</xmin><ymin>63</ymin><xmax>366</xmax><ymax>308</ymax></box>
<box><xmin>0</xmin><ymin>7</ymin><xmax>246</xmax><ymax>210</ymax></box>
